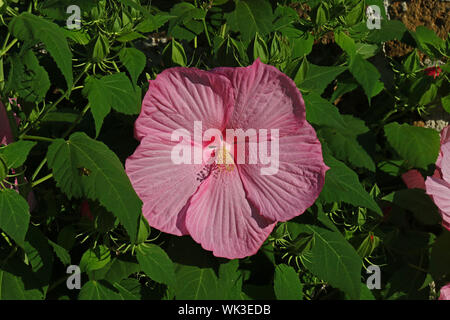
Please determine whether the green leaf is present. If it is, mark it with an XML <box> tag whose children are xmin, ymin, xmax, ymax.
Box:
<box><xmin>296</xmin><ymin>63</ymin><xmax>347</xmax><ymax>95</ymax></box>
<box><xmin>47</xmin><ymin>239</ymin><xmax>71</xmax><ymax>265</ymax></box>
<box><xmin>174</xmin><ymin>265</ymin><xmax>219</xmax><ymax>300</ymax></box>
<box><xmin>442</xmin><ymin>95</ymin><xmax>450</xmax><ymax>114</ymax></box>
<box><xmin>119</xmin><ymin>47</ymin><xmax>146</xmax><ymax>85</ymax></box>
<box><xmin>383</xmin><ymin>189</ymin><xmax>441</xmax><ymax>225</ymax></box>
<box><xmin>227</xmin><ymin>0</ymin><xmax>273</xmax><ymax>42</ymax></box>
<box><xmin>93</xmin><ymin>257</ymin><xmax>140</xmax><ymax>283</ymax></box>
<box><xmin>384</xmin><ymin>122</ymin><xmax>440</xmax><ymax>169</ymax></box>
<box><xmin>171</xmin><ymin>39</ymin><xmax>187</xmax><ymax>67</ymax></box>
<box><xmin>168</xmin><ymin>3</ymin><xmax>205</xmax><ymax>41</ymax></box>
<box><xmin>288</xmin><ymin>218</ymin><xmax>362</xmax><ymax>299</ymax></box>
<box><xmin>116</xmin><ymin>31</ymin><xmax>146</xmax><ymax>43</ymax></box>
<box><xmin>0</xmin><ymin>189</ymin><xmax>30</xmax><ymax>247</ymax></box>
<box><xmin>366</xmin><ymin>19</ymin><xmax>407</xmax><ymax>43</ymax></box>
<box><xmin>345</xmin><ymin>0</ymin><xmax>365</xmax><ymax>26</ymax></box>
<box><xmin>430</xmin><ymin>231</ymin><xmax>450</xmax><ymax>280</ymax></box>
<box><xmin>9</xmin><ymin>12</ymin><xmax>73</xmax><ymax>89</ymax></box>
<box><xmin>82</xmin><ymin>73</ymin><xmax>140</xmax><ymax>136</ymax></box>
<box><xmin>218</xmin><ymin>260</ymin><xmax>244</xmax><ymax>299</ymax></box>
<box><xmin>46</xmin><ymin>132</ymin><xmax>142</xmax><ymax>241</ymax></box>
<box><xmin>319</xmin><ymin>153</ymin><xmax>382</xmax><ymax>214</ymax></box>
<box><xmin>411</xmin><ymin>26</ymin><xmax>445</xmax><ymax>57</ymax></box>
<box><xmin>402</xmin><ymin>49</ymin><xmax>421</xmax><ymax>73</ymax></box>
<box><xmin>0</xmin><ymin>258</ymin><xmax>44</xmax><ymax>300</ymax></box>
<box><xmin>291</xmin><ymin>32</ymin><xmax>314</xmax><ymax>59</ymax></box>
<box><xmin>0</xmin><ymin>140</ymin><xmax>36</xmax><ymax>169</ymax></box>
<box><xmin>253</xmin><ymin>33</ymin><xmax>269</xmax><ymax>63</ymax></box>
<box><xmin>6</xmin><ymin>51</ymin><xmax>50</xmax><ymax>103</ymax></box>
<box><xmin>320</xmin><ymin>115</ymin><xmax>376</xmax><ymax>172</ymax></box>
<box><xmin>78</xmin><ymin>280</ymin><xmax>121</xmax><ymax>300</ymax></box>
<box><xmin>135</xmin><ymin>14</ymin><xmax>172</xmax><ymax>33</ymax></box>
<box><xmin>335</xmin><ymin>30</ymin><xmax>356</xmax><ymax>58</ymax></box>
<box><xmin>80</xmin><ymin>245</ymin><xmax>111</xmax><ymax>273</ymax></box>
<box><xmin>92</xmin><ymin>34</ymin><xmax>110</xmax><ymax>62</ymax></box>
<box><xmin>304</xmin><ymin>93</ymin><xmax>347</xmax><ymax>130</ymax></box>
<box><xmin>136</xmin><ymin>244</ymin><xmax>176</xmax><ymax>287</ymax></box>
<box><xmin>274</xmin><ymin>264</ymin><xmax>303</xmax><ymax>300</ymax></box>
<box><xmin>349</xmin><ymin>53</ymin><xmax>383</xmax><ymax>99</ymax></box>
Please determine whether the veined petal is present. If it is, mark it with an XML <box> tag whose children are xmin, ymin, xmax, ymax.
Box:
<box><xmin>213</xmin><ymin>59</ymin><xmax>305</xmax><ymax>137</ymax></box>
<box><xmin>440</xmin><ymin>143</ymin><xmax>450</xmax><ymax>182</ymax></box>
<box><xmin>125</xmin><ymin>134</ymin><xmax>207</xmax><ymax>236</ymax></box>
<box><xmin>237</xmin><ymin>122</ymin><xmax>328</xmax><ymax>222</ymax></box>
<box><xmin>135</xmin><ymin>67</ymin><xmax>234</xmax><ymax>141</ymax></box>
<box><xmin>185</xmin><ymin>166</ymin><xmax>275</xmax><ymax>259</ymax></box>
<box><xmin>425</xmin><ymin>176</ymin><xmax>450</xmax><ymax>231</ymax></box>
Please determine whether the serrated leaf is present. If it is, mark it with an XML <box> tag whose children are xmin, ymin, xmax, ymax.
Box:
<box><xmin>47</xmin><ymin>239</ymin><xmax>71</xmax><ymax>265</ymax></box>
<box><xmin>78</xmin><ymin>280</ymin><xmax>121</xmax><ymax>300</ymax></box>
<box><xmin>0</xmin><ymin>140</ymin><xmax>36</xmax><ymax>169</ymax></box>
<box><xmin>119</xmin><ymin>47</ymin><xmax>146</xmax><ymax>85</ymax></box>
<box><xmin>218</xmin><ymin>260</ymin><xmax>243</xmax><ymax>299</ymax></box>
<box><xmin>319</xmin><ymin>153</ymin><xmax>382</xmax><ymax>214</ymax></box>
<box><xmin>46</xmin><ymin>132</ymin><xmax>142</xmax><ymax>241</ymax></box>
<box><xmin>83</xmin><ymin>73</ymin><xmax>140</xmax><ymax>136</ymax></box>
<box><xmin>296</xmin><ymin>63</ymin><xmax>347</xmax><ymax>95</ymax></box>
<box><xmin>384</xmin><ymin>122</ymin><xmax>440</xmax><ymax>169</ymax></box>
<box><xmin>135</xmin><ymin>14</ymin><xmax>172</xmax><ymax>33</ymax></box>
<box><xmin>274</xmin><ymin>264</ymin><xmax>303</xmax><ymax>300</ymax></box>
<box><xmin>287</xmin><ymin>219</ymin><xmax>362</xmax><ymax>299</ymax></box>
<box><xmin>168</xmin><ymin>3</ymin><xmax>205</xmax><ymax>41</ymax></box>
<box><xmin>349</xmin><ymin>53</ymin><xmax>383</xmax><ymax>99</ymax></box>
<box><xmin>7</xmin><ymin>51</ymin><xmax>50</xmax><ymax>103</ymax></box>
<box><xmin>226</xmin><ymin>0</ymin><xmax>273</xmax><ymax>42</ymax></box>
<box><xmin>0</xmin><ymin>189</ymin><xmax>30</xmax><ymax>246</ymax></box>
<box><xmin>366</xmin><ymin>19</ymin><xmax>407</xmax><ymax>43</ymax></box>
<box><xmin>174</xmin><ymin>265</ymin><xmax>219</xmax><ymax>300</ymax></box>
<box><xmin>136</xmin><ymin>244</ymin><xmax>175</xmax><ymax>287</ymax></box>
<box><xmin>92</xmin><ymin>257</ymin><xmax>140</xmax><ymax>283</ymax></box>
<box><xmin>320</xmin><ymin>115</ymin><xmax>376</xmax><ymax>172</ymax></box>
<box><xmin>9</xmin><ymin>12</ymin><xmax>73</xmax><ymax>89</ymax></box>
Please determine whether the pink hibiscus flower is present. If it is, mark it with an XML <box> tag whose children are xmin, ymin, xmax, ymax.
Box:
<box><xmin>402</xmin><ymin>126</ymin><xmax>450</xmax><ymax>230</ymax></box>
<box><xmin>439</xmin><ymin>283</ymin><xmax>450</xmax><ymax>300</ymax></box>
<box><xmin>125</xmin><ymin>60</ymin><xmax>328</xmax><ymax>259</ymax></box>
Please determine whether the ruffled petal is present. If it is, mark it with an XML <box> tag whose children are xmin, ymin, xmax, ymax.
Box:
<box><xmin>237</xmin><ymin>122</ymin><xmax>328</xmax><ymax>222</ymax></box>
<box><xmin>185</xmin><ymin>167</ymin><xmax>275</xmax><ymax>259</ymax></box>
<box><xmin>440</xmin><ymin>143</ymin><xmax>450</xmax><ymax>182</ymax></box>
<box><xmin>401</xmin><ymin>169</ymin><xmax>426</xmax><ymax>190</ymax></box>
<box><xmin>135</xmin><ymin>67</ymin><xmax>234</xmax><ymax>141</ymax></box>
<box><xmin>213</xmin><ymin>59</ymin><xmax>305</xmax><ymax>137</ymax></box>
<box><xmin>125</xmin><ymin>135</ymin><xmax>207</xmax><ymax>236</ymax></box>
<box><xmin>425</xmin><ymin>176</ymin><xmax>450</xmax><ymax>231</ymax></box>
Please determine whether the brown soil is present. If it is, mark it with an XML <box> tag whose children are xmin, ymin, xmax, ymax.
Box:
<box><xmin>385</xmin><ymin>0</ymin><xmax>450</xmax><ymax>58</ymax></box>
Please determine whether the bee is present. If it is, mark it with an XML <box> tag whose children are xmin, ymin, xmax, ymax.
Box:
<box><xmin>78</xmin><ymin>167</ymin><xmax>92</xmax><ymax>176</ymax></box>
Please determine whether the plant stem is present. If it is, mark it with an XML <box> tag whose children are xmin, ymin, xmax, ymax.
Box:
<box><xmin>21</xmin><ymin>135</ymin><xmax>55</xmax><ymax>143</ymax></box>
<box><xmin>31</xmin><ymin>173</ymin><xmax>53</xmax><ymax>188</ymax></box>
<box><xmin>32</xmin><ymin>158</ymin><xmax>48</xmax><ymax>181</ymax></box>
<box><xmin>62</xmin><ymin>104</ymin><xmax>91</xmax><ymax>139</ymax></box>
<box><xmin>202</xmin><ymin>18</ymin><xmax>212</xmax><ymax>47</ymax></box>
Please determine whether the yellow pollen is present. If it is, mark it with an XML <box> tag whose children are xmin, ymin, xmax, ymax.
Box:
<box><xmin>216</xmin><ymin>145</ymin><xmax>235</xmax><ymax>172</ymax></box>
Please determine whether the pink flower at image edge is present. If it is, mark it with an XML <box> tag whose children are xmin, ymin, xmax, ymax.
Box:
<box><xmin>125</xmin><ymin>59</ymin><xmax>329</xmax><ymax>259</ymax></box>
<box><xmin>402</xmin><ymin>126</ymin><xmax>450</xmax><ymax>231</ymax></box>
<box><xmin>439</xmin><ymin>283</ymin><xmax>450</xmax><ymax>300</ymax></box>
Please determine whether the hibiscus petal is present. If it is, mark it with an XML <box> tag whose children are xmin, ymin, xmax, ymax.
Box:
<box><xmin>401</xmin><ymin>169</ymin><xmax>426</xmax><ymax>190</ymax></box>
<box><xmin>425</xmin><ymin>176</ymin><xmax>450</xmax><ymax>230</ymax></box>
<box><xmin>439</xmin><ymin>283</ymin><xmax>450</xmax><ymax>300</ymax></box>
<box><xmin>213</xmin><ymin>59</ymin><xmax>305</xmax><ymax>137</ymax></box>
<box><xmin>125</xmin><ymin>135</ymin><xmax>207</xmax><ymax>236</ymax></box>
<box><xmin>237</xmin><ymin>122</ymin><xmax>328</xmax><ymax>222</ymax></box>
<box><xmin>135</xmin><ymin>67</ymin><xmax>234</xmax><ymax>141</ymax></box>
<box><xmin>440</xmin><ymin>143</ymin><xmax>450</xmax><ymax>182</ymax></box>
<box><xmin>185</xmin><ymin>167</ymin><xmax>276</xmax><ymax>259</ymax></box>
